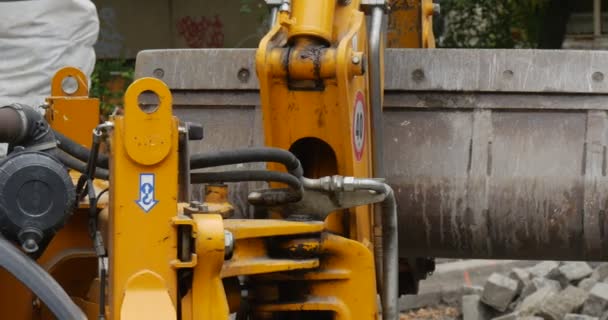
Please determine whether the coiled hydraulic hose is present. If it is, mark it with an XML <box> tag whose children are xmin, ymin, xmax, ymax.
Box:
<box><xmin>0</xmin><ymin>236</ymin><xmax>86</xmax><ymax>319</ymax></box>
<box><xmin>191</xmin><ymin>170</ymin><xmax>302</xmax><ymax>191</ymax></box>
<box><xmin>190</xmin><ymin>148</ymin><xmax>303</xmax><ymax>177</ymax></box>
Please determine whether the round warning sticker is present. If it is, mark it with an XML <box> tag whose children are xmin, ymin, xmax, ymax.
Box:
<box><xmin>352</xmin><ymin>91</ymin><xmax>366</xmax><ymax>161</ymax></box>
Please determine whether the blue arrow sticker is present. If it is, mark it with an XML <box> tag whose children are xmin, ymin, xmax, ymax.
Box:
<box><xmin>136</xmin><ymin>173</ymin><xmax>158</xmax><ymax>213</ymax></box>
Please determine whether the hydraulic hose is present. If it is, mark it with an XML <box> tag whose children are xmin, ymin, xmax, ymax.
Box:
<box><xmin>368</xmin><ymin>5</ymin><xmax>387</xmax><ymax>302</ymax></box>
<box><xmin>0</xmin><ymin>236</ymin><xmax>86</xmax><ymax>319</ymax></box>
<box><xmin>190</xmin><ymin>148</ymin><xmax>303</xmax><ymax>177</ymax></box>
<box><xmin>191</xmin><ymin>170</ymin><xmax>302</xmax><ymax>191</ymax></box>
<box><xmin>53</xmin><ymin>130</ymin><xmax>109</xmax><ymax>168</ymax></box>
<box><xmin>51</xmin><ymin>149</ymin><xmax>109</xmax><ymax>180</ymax></box>
<box><xmin>51</xmin><ymin>137</ymin><xmax>304</xmax><ymax>182</ymax></box>
<box><xmin>348</xmin><ymin>179</ymin><xmax>398</xmax><ymax>320</ymax></box>
<box><xmin>301</xmin><ymin>176</ymin><xmax>399</xmax><ymax>320</ymax></box>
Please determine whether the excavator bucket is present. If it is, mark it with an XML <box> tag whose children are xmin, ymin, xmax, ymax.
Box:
<box><xmin>136</xmin><ymin>48</ymin><xmax>608</xmax><ymax>262</ymax></box>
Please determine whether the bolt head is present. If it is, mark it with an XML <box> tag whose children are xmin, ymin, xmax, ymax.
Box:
<box><xmin>352</xmin><ymin>56</ymin><xmax>361</xmax><ymax>65</ymax></box>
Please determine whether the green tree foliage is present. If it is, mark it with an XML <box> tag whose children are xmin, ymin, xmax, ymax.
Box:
<box><xmin>90</xmin><ymin>59</ymin><xmax>134</xmax><ymax>116</ymax></box>
<box><xmin>439</xmin><ymin>0</ymin><xmax>547</xmax><ymax>48</ymax></box>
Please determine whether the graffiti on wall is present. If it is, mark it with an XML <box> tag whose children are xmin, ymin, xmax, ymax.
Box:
<box><xmin>176</xmin><ymin>15</ymin><xmax>225</xmax><ymax>48</ymax></box>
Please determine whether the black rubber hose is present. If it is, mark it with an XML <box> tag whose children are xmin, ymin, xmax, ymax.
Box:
<box><xmin>190</xmin><ymin>148</ymin><xmax>303</xmax><ymax>177</ymax></box>
<box><xmin>191</xmin><ymin>170</ymin><xmax>302</xmax><ymax>191</ymax></box>
<box><xmin>0</xmin><ymin>107</ymin><xmax>25</xmax><ymax>144</ymax></box>
<box><xmin>53</xmin><ymin>130</ymin><xmax>109</xmax><ymax>169</ymax></box>
<box><xmin>52</xmin><ymin>150</ymin><xmax>109</xmax><ymax>180</ymax></box>
<box><xmin>0</xmin><ymin>236</ymin><xmax>86</xmax><ymax>319</ymax></box>
<box><xmin>52</xmin><ymin>136</ymin><xmax>304</xmax><ymax>182</ymax></box>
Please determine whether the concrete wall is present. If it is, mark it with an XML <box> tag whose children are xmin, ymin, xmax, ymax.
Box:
<box><xmin>92</xmin><ymin>0</ymin><xmax>269</xmax><ymax>58</ymax></box>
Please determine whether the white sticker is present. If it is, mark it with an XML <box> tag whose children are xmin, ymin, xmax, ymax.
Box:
<box><xmin>352</xmin><ymin>33</ymin><xmax>359</xmax><ymax>51</ymax></box>
<box><xmin>352</xmin><ymin>91</ymin><xmax>366</xmax><ymax>161</ymax></box>
<box><xmin>136</xmin><ymin>173</ymin><xmax>158</xmax><ymax>213</ymax></box>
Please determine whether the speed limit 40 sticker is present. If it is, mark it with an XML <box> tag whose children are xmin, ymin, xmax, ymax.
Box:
<box><xmin>352</xmin><ymin>91</ymin><xmax>366</xmax><ymax>161</ymax></box>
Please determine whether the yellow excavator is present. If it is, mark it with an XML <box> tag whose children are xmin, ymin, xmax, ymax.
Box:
<box><xmin>0</xmin><ymin>0</ymin><xmax>602</xmax><ymax>319</ymax></box>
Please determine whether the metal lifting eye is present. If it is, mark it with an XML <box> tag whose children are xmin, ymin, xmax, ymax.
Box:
<box><xmin>60</xmin><ymin>76</ymin><xmax>79</xmax><ymax>95</ymax></box>
<box><xmin>138</xmin><ymin>90</ymin><xmax>160</xmax><ymax>114</ymax></box>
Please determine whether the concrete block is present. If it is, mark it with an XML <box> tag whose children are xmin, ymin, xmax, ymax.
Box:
<box><xmin>583</xmin><ymin>283</ymin><xmax>608</xmax><ymax>317</ymax></box>
<box><xmin>399</xmin><ymin>290</ymin><xmax>441</xmax><ymax>311</ymax></box>
<box><xmin>520</xmin><ymin>277</ymin><xmax>562</xmax><ymax>300</ymax></box>
<box><xmin>553</xmin><ymin>262</ymin><xmax>594</xmax><ymax>286</ymax></box>
<box><xmin>464</xmin><ymin>285</ymin><xmax>484</xmax><ymax>296</ymax></box>
<box><xmin>509</xmin><ymin>268</ymin><xmax>531</xmax><ymax>293</ymax></box>
<box><xmin>580</xmin><ymin>278</ymin><xmax>600</xmax><ymax>291</ymax></box>
<box><xmin>481</xmin><ymin>273</ymin><xmax>519</xmax><ymax>312</ymax></box>
<box><xmin>593</xmin><ymin>263</ymin><xmax>608</xmax><ymax>282</ymax></box>
<box><xmin>463</xmin><ymin>294</ymin><xmax>495</xmax><ymax>320</ymax></box>
<box><xmin>441</xmin><ymin>286</ymin><xmax>464</xmax><ymax>306</ymax></box>
<box><xmin>538</xmin><ymin>286</ymin><xmax>589</xmax><ymax>320</ymax></box>
<box><xmin>564</xmin><ymin>314</ymin><xmax>600</xmax><ymax>320</ymax></box>
<box><xmin>516</xmin><ymin>286</ymin><xmax>560</xmax><ymax>316</ymax></box>
<box><xmin>527</xmin><ymin>261</ymin><xmax>560</xmax><ymax>278</ymax></box>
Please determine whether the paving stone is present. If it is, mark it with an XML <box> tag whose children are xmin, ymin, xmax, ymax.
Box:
<box><xmin>527</xmin><ymin>261</ymin><xmax>560</xmax><ymax>278</ymax></box>
<box><xmin>520</xmin><ymin>277</ymin><xmax>562</xmax><ymax>300</ymax></box>
<box><xmin>509</xmin><ymin>268</ymin><xmax>531</xmax><ymax>293</ymax></box>
<box><xmin>583</xmin><ymin>283</ymin><xmax>608</xmax><ymax>317</ymax></box>
<box><xmin>552</xmin><ymin>262</ymin><xmax>594</xmax><ymax>286</ymax></box>
<box><xmin>516</xmin><ymin>286</ymin><xmax>560</xmax><ymax>316</ymax></box>
<box><xmin>481</xmin><ymin>273</ymin><xmax>519</xmax><ymax>312</ymax></box>
<box><xmin>593</xmin><ymin>264</ymin><xmax>608</xmax><ymax>282</ymax></box>
<box><xmin>580</xmin><ymin>278</ymin><xmax>600</xmax><ymax>291</ymax></box>
<box><xmin>490</xmin><ymin>312</ymin><xmax>519</xmax><ymax>320</ymax></box>
<box><xmin>538</xmin><ymin>286</ymin><xmax>589</xmax><ymax>320</ymax></box>
<box><xmin>564</xmin><ymin>314</ymin><xmax>600</xmax><ymax>320</ymax></box>
<box><xmin>463</xmin><ymin>294</ymin><xmax>495</xmax><ymax>320</ymax></box>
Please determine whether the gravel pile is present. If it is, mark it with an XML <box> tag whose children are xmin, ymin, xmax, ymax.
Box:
<box><xmin>463</xmin><ymin>262</ymin><xmax>608</xmax><ymax>320</ymax></box>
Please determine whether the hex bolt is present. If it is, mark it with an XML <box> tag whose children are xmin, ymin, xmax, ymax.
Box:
<box><xmin>237</xmin><ymin>68</ymin><xmax>250</xmax><ymax>83</ymax></box>
<box><xmin>352</xmin><ymin>56</ymin><xmax>361</xmax><ymax>65</ymax></box>
<box><xmin>22</xmin><ymin>238</ymin><xmax>38</xmax><ymax>253</ymax></box>
<box><xmin>224</xmin><ymin>230</ymin><xmax>234</xmax><ymax>260</ymax></box>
